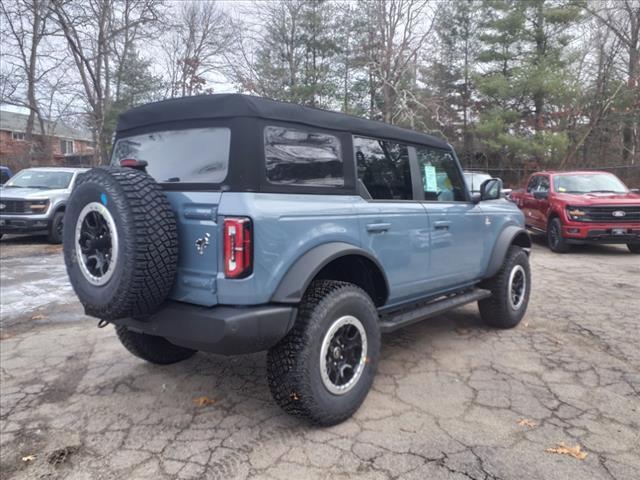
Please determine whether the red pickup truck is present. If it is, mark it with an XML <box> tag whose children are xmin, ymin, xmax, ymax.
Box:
<box><xmin>511</xmin><ymin>171</ymin><xmax>640</xmax><ymax>253</ymax></box>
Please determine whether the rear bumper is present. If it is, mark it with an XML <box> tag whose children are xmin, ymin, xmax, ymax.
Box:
<box><xmin>114</xmin><ymin>301</ymin><xmax>297</xmax><ymax>355</ymax></box>
<box><xmin>562</xmin><ymin>222</ymin><xmax>640</xmax><ymax>244</ymax></box>
<box><xmin>0</xmin><ymin>216</ymin><xmax>51</xmax><ymax>234</ymax></box>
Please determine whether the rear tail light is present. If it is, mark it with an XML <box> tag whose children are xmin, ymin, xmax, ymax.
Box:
<box><xmin>120</xmin><ymin>159</ymin><xmax>148</xmax><ymax>171</ymax></box>
<box><xmin>223</xmin><ymin>217</ymin><xmax>252</xmax><ymax>278</ymax></box>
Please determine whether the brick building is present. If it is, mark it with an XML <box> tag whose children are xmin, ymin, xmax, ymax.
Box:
<box><xmin>0</xmin><ymin>110</ymin><xmax>95</xmax><ymax>172</ymax></box>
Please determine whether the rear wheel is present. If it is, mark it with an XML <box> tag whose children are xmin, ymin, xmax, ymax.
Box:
<box><xmin>267</xmin><ymin>280</ymin><xmax>380</xmax><ymax>426</ymax></box>
<box><xmin>115</xmin><ymin>326</ymin><xmax>196</xmax><ymax>365</ymax></box>
<box><xmin>547</xmin><ymin>217</ymin><xmax>571</xmax><ymax>253</ymax></box>
<box><xmin>479</xmin><ymin>246</ymin><xmax>531</xmax><ymax>329</ymax></box>
<box><xmin>628</xmin><ymin>243</ymin><xmax>640</xmax><ymax>254</ymax></box>
<box><xmin>48</xmin><ymin>210</ymin><xmax>64</xmax><ymax>244</ymax></box>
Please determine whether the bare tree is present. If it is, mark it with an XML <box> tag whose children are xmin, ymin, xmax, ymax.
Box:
<box><xmin>0</xmin><ymin>0</ymin><xmax>57</xmax><ymax>160</ymax></box>
<box><xmin>111</xmin><ymin>0</ymin><xmax>165</xmax><ymax>103</ymax></box>
<box><xmin>164</xmin><ymin>1</ymin><xmax>234</xmax><ymax>98</ymax></box>
<box><xmin>587</xmin><ymin>0</ymin><xmax>640</xmax><ymax>164</ymax></box>
<box><xmin>358</xmin><ymin>0</ymin><xmax>439</xmax><ymax>124</ymax></box>
<box><xmin>221</xmin><ymin>1</ymin><xmax>300</xmax><ymax>99</ymax></box>
<box><xmin>50</xmin><ymin>0</ymin><xmax>162</xmax><ymax>164</ymax></box>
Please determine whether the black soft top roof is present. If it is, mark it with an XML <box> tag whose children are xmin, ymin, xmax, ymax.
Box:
<box><xmin>116</xmin><ymin>94</ymin><xmax>450</xmax><ymax>150</ymax></box>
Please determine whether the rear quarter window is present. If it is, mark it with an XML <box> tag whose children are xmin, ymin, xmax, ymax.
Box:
<box><xmin>264</xmin><ymin>126</ymin><xmax>344</xmax><ymax>187</ymax></box>
<box><xmin>111</xmin><ymin>127</ymin><xmax>231</xmax><ymax>183</ymax></box>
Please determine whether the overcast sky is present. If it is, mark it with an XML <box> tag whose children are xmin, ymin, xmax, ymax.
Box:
<box><xmin>1</xmin><ymin>0</ymin><xmax>257</xmax><ymax>117</ymax></box>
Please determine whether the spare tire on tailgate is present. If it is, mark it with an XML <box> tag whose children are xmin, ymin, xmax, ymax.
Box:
<box><xmin>63</xmin><ymin>167</ymin><xmax>178</xmax><ymax>320</ymax></box>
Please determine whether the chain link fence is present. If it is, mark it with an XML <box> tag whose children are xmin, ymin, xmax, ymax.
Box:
<box><xmin>461</xmin><ymin>164</ymin><xmax>640</xmax><ymax>189</ymax></box>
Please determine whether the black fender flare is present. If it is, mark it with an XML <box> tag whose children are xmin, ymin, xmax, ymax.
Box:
<box><xmin>484</xmin><ymin>225</ymin><xmax>532</xmax><ymax>279</ymax></box>
<box><xmin>48</xmin><ymin>202</ymin><xmax>66</xmax><ymax>226</ymax></box>
<box><xmin>271</xmin><ymin>242</ymin><xmax>390</xmax><ymax>304</ymax></box>
<box><xmin>53</xmin><ymin>202</ymin><xmax>66</xmax><ymax>213</ymax></box>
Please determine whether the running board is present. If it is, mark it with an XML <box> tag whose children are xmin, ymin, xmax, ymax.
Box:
<box><xmin>379</xmin><ymin>288</ymin><xmax>492</xmax><ymax>333</ymax></box>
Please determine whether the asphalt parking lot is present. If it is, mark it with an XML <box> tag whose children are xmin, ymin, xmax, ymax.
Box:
<box><xmin>1</xmin><ymin>235</ymin><xmax>639</xmax><ymax>480</ymax></box>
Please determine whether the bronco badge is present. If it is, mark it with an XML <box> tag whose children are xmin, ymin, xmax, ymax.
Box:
<box><xmin>195</xmin><ymin>232</ymin><xmax>210</xmax><ymax>255</ymax></box>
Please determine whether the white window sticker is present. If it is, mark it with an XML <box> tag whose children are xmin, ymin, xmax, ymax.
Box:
<box><xmin>423</xmin><ymin>165</ymin><xmax>438</xmax><ymax>192</ymax></box>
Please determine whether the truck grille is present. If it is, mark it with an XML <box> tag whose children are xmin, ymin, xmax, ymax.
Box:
<box><xmin>0</xmin><ymin>199</ymin><xmax>29</xmax><ymax>215</ymax></box>
<box><xmin>578</xmin><ymin>206</ymin><xmax>640</xmax><ymax>223</ymax></box>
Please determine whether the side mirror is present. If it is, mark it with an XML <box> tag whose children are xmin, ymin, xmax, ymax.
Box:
<box><xmin>480</xmin><ymin>178</ymin><xmax>502</xmax><ymax>201</ymax></box>
<box><xmin>533</xmin><ymin>191</ymin><xmax>549</xmax><ymax>200</ymax></box>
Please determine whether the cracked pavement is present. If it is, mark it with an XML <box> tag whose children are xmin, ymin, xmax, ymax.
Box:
<box><xmin>1</xmin><ymin>235</ymin><xmax>639</xmax><ymax>479</ymax></box>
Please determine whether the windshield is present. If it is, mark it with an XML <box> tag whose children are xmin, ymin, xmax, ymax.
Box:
<box><xmin>553</xmin><ymin>173</ymin><xmax>628</xmax><ymax>194</ymax></box>
<box><xmin>111</xmin><ymin>127</ymin><xmax>230</xmax><ymax>183</ymax></box>
<box><xmin>4</xmin><ymin>170</ymin><xmax>73</xmax><ymax>189</ymax></box>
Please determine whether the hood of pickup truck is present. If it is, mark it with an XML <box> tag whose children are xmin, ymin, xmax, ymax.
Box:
<box><xmin>554</xmin><ymin>191</ymin><xmax>640</xmax><ymax>205</ymax></box>
<box><xmin>0</xmin><ymin>186</ymin><xmax>65</xmax><ymax>199</ymax></box>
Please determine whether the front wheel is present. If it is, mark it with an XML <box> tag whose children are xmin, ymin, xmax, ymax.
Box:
<box><xmin>628</xmin><ymin>243</ymin><xmax>640</xmax><ymax>254</ymax></box>
<box><xmin>267</xmin><ymin>280</ymin><xmax>380</xmax><ymax>426</ymax></box>
<box><xmin>479</xmin><ymin>246</ymin><xmax>531</xmax><ymax>329</ymax></box>
<box><xmin>48</xmin><ymin>211</ymin><xmax>64</xmax><ymax>244</ymax></box>
<box><xmin>547</xmin><ymin>217</ymin><xmax>571</xmax><ymax>253</ymax></box>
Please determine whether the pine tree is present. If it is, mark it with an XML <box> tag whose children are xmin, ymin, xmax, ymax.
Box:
<box><xmin>475</xmin><ymin>0</ymin><xmax>582</xmax><ymax>167</ymax></box>
<box><xmin>421</xmin><ymin>0</ymin><xmax>480</xmax><ymax>162</ymax></box>
<box><xmin>104</xmin><ymin>49</ymin><xmax>164</xmax><ymax>151</ymax></box>
<box><xmin>248</xmin><ymin>0</ymin><xmax>340</xmax><ymax>108</ymax></box>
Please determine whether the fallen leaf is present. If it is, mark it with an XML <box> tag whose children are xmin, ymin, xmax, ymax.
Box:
<box><xmin>455</xmin><ymin>328</ymin><xmax>470</xmax><ymax>335</ymax></box>
<box><xmin>31</xmin><ymin>314</ymin><xmax>46</xmax><ymax>320</ymax></box>
<box><xmin>22</xmin><ymin>454</ymin><xmax>37</xmax><ymax>463</ymax></box>
<box><xmin>546</xmin><ymin>443</ymin><xmax>587</xmax><ymax>460</ymax></box>
<box><xmin>193</xmin><ymin>396</ymin><xmax>215</xmax><ymax>407</ymax></box>
<box><xmin>517</xmin><ymin>418</ymin><xmax>536</xmax><ymax>428</ymax></box>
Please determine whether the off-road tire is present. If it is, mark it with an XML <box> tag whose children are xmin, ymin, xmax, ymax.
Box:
<box><xmin>267</xmin><ymin>280</ymin><xmax>380</xmax><ymax>426</ymax></box>
<box><xmin>115</xmin><ymin>326</ymin><xmax>196</xmax><ymax>364</ymax></box>
<box><xmin>63</xmin><ymin>167</ymin><xmax>178</xmax><ymax>320</ymax></box>
<box><xmin>547</xmin><ymin>217</ymin><xmax>571</xmax><ymax>253</ymax></box>
<box><xmin>479</xmin><ymin>246</ymin><xmax>531</xmax><ymax>329</ymax></box>
<box><xmin>628</xmin><ymin>243</ymin><xmax>640</xmax><ymax>254</ymax></box>
<box><xmin>48</xmin><ymin>210</ymin><xmax>64</xmax><ymax>244</ymax></box>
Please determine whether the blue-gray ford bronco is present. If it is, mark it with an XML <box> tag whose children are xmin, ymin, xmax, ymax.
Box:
<box><xmin>63</xmin><ymin>94</ymin><xmax>532</xmax><ymax>425</ymax></box>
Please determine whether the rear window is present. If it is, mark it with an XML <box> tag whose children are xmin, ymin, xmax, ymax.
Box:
<box><xmin>111</xmin><ymin>127</ymin><xmax>230</xmax><ymax>183</ymax></box>
<box><xmin>264</xmin><ymin>126</ymin><xmax>344</xmax><ymax>187</ymax></box>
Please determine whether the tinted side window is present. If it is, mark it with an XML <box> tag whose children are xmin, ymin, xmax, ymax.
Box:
<box><xmin>527</xmin><ymin>176</ymin><xmax>540</xmax><ymax>193</ymax></box>
<box><xmin>264</xmin><ymin>126</ymin><xmax>343</xmax><ymax>187</ymax></box>
<box><xmin>415</xmin><ymin>147</ymin><xmax>466</xmax><ymax>201</ymax></box>
<box><xmin>537</xmin><ymin>176</ymin><xmax>550</xmax><ymax>192</ymax></box>
<box><xmin>355</xmin><ymin>137</ymin><xmax>412</xmax><ymax>200</ymax></box>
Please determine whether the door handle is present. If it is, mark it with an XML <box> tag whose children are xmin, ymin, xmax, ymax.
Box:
<box><xmin>366</xmin><ymin>222</ymin><xmax>391</xmax><ymax>233</ymax></box>
<box><xmin>434</xmin><ymin>221</ymin><xmax>451</xmax><ymax>230</ymax></box>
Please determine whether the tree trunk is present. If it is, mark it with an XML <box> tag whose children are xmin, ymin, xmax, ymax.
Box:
<box><xmin>623</xmin><ymin>39</ymin><xmax>638</xmax><ymax>163</ymax></box>
<box><xmin>462</xmin><ymin>18</ymin><xmax>471</xmax><ymax>163</ymax></box>
<box><xmin>533</xmin><ymin>0</ymin><xmax>545</xmax><ymax>132</ymax></box>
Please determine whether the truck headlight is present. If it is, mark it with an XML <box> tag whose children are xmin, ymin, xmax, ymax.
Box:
<box><xmin>567</xmin><ymin>207</ymin><xmax>587</xmax><ymax>221</ymax></box>
<box><xmin>26</xmin><ymin>200</ymin><xmax>50</xmax><ymax>212</ymax></box>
